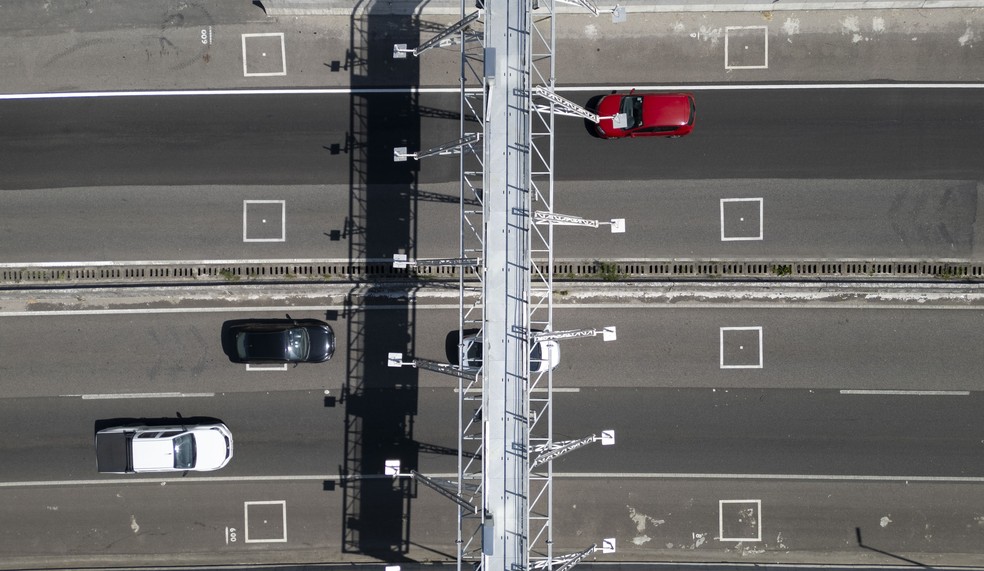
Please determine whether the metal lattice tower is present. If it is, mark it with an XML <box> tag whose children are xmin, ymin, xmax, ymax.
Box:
<box><xmin>392</xmin><ymin>0</ymin><xmax>622</xmax><ymax>568</ymax></box>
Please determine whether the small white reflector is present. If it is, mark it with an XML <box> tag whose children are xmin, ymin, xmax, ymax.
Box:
<box><xmin>603</xmin><ymin>537</ymin><xmax>617</xmax><ymax>553</ymax></box>
<box><xmin>601</xmin><ymin>430</ymin><xmax>615</xmax><ymax>445</ymax></box>
<box><xmin>610</xmin><ymin>218</ymin><xmax>626</xmax><ymax>233</ymax></box>
<box><xmin>385</xmin><ymin>459</ymin><xmax>401</xmax><ymax>476</ymax></box>
<box><xmin>387</xmin><ymin>352</ymin><xmax>404</xmax><ymax>367</ymax></box>
<box><xmin>602</xmin><ymin>326</ymin><xmax>617</xmax><ymax>342</ymax></box>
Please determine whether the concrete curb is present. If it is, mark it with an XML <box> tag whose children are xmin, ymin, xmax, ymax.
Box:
<box><xmin>259</xmin><ymin>0</ymin><xmax>984</xmax><ymax>15</ymax></box>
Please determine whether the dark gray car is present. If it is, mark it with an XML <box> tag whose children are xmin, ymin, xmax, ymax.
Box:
<box><xmin>229</xmin><ymin>320</ymin><xmax>335</xmax><ymax>364</ymax></box>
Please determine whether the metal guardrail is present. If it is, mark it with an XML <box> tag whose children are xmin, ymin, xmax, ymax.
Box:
<box><xmin>2</xmin><ymin>259</ymin><xmax>983</xmax><ymax>288</ymax></box>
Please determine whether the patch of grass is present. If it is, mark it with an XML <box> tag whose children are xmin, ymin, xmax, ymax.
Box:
<box><xmin>218</xmin><ymin>268</ymin><xmax>240</xmax><ymax>282</ymax></box>
<box><xmin>772</xmin><ymin>264</ymin><xmax>792</xmax><ymax>277</ymax></box>
<box><xmin>597</xmin><ymin>262</ymin><xmax>623</xmax><ymax>282</ymax></box>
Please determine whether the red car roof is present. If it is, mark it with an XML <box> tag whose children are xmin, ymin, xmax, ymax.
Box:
<box><xmin>641</xmin><ymin>93</ymin><xmax>693</xmax><ymax>127</ymax></box>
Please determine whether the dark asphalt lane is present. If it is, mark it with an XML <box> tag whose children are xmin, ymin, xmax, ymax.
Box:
<box><xmin>3</xmin><ymin>387</ymin><xmax>982</xmax><ymax>484</ymax></box>
<box><xmin>1</xmin><ymin>89</ymin><xmax>983</xmax><ymax>190</ymax></box>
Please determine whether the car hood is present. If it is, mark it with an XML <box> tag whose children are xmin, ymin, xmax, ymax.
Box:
<box><xmin>306</xmin><ymin>325</ymin><xmax>335</xmax><ymax>362</ymax></box>
<box><xmin>595</xmin><ymin>95</ymin><xmax>623</xmax><ymax>136</ymax></box>
<box><xmin>194</xmin><ymin>428</ymin><xmax>232</xmax><ymax>471</ymax></box>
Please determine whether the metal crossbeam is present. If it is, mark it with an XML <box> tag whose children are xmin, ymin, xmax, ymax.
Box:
<box><xmin>393</xmin><ymin>254</ymin><xmax>482</xmax><ymax>268</ymax></box>
<box><xmin>534</xmin><ymin>211</ymin><xmax>626</xmax><ymax>233</ymax></box>
<box><xmin>532</xmin><ymin>86</ymin><xmax>600</xmax><ymax>122</ymax></box>
<box><xmin>388</xmin><ymin>353</ymin><xmax>478</xmax><ymax>381</ymax></box>
<box><xmin>531</xmin><ymin>544</ymin><xmax>596</xmax><ymax>571</ymax></box>
<box><xmin>411</xmin><ymin>470</ymin><xmax>479</xmax><ymax>514</ymax></box>
<box><xmin>394</xmin><ymin>11</ymin><xmax>482</xmax><ymax>58</ymax></box>
<box><xmin>394</xmin><ymin>133</ymin><xmax>481</xmax><ymax>162</ymax></box>
<box><xmin>531</xmin><ymin>431</ymin><xmax>614</xmax><ymax>468</ymax></box>
<box><xmin>533</xmin><ymin>327</ymin><xmax>617</xmax><ymax>342</ymax></box>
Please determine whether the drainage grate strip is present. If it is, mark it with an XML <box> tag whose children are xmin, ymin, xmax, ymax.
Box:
<box><xmin>1</xmin><ymin>259</ymin><xmax>982</xmax><ymax>288</ymax></box>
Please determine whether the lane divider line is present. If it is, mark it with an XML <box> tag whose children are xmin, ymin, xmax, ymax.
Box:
<box><xmin>65</xmin><ymin>392</ymin><xmax>216</xmax><ymax>399</ymax></box>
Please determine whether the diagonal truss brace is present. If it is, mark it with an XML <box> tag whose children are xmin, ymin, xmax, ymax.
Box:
<box><xmin>530</xmin><ymin>430</ymin><xmax>615</xmax><ymax>468</ymax></box>
<box><xmin>393</xmin><ymin>254</ymin><xmax>482</xmax><ymax>269</ymax></box>
<box><xmin>410</xmin><ymin>470</ymin><xmax>479</xmax><ymax>514</ymax></box>
<box><xmin>532</xmin><ymin>86</ymin><xmax>601</xmax><ymax>122</ymax></box>
<box><xmin>387</xmin><ymin>353</ymin><xmax>478</xmax><ymax>381</ymax></box>
<box><xmin>531</xmin><ymin>86</ymin><xmax>627</xmax><ymax>128</ymax></box>
<box><xmin>394</xmin><ymin>10</ymin><xmax>482</xmax><ymax>58</ymax></box>
<box><xmin>531</xmin><ymin>543</ymin><xmax>596</xmax><ymax>571</ymax></box>
<box><xmin>534</xmin><ymin>210</ymin><xmax>625</xmax><ymax>233</ymax></box>
<box><xmin>553</xmin><ymin>0</ymin><xmax>627</xmax><ymax>22</ymax></box>
<box><xmin>394</xmin><ymin>132</ymin><xmax>481</xmax><ymax>162</ymax></box>
<box><xmin>533</xmin><ymin>327</ymin><xmax>617</xmax><ymax>342</ymax></box>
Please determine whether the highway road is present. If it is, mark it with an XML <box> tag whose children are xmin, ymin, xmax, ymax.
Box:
<box><xmin>2</xmin><ymin>89</ymin><xmax>983</xmax><ymax>190</ymax></box>
<box><xmin>2</xmin><ymin>301</ymin><xmax>984</xmax><ymax>568</ymax></box>
<box><xmin>3</xmin><ymin>178</ymin><xmax>984</xmax><ymax>263</ymax></box>
<box><xmin>3</xmin><ymin>304</ymin><xmax>984</xmax><ymax>398</ymax></box>
<box><xmin>1</xmin><ymin>90</ymin><xmax>983</xmax><ymax>263</ymax></box>
<box><xmin>2</xmin><ymin>2</ymin><xmax>984</xmax><ymax>569</ymax></box>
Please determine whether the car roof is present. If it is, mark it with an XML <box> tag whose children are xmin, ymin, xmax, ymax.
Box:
<box><xmin>641</xmin><ymin>93</ymin><xmax>693</xmax><ymax>128</ymax></box>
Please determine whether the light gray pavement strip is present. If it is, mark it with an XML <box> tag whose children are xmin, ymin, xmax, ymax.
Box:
<box><xmin>6</xmin><ymin>281</ymin><xmax>984</xmax><ymax>313</ymax></box>
<box><xmin>0</xmin><ymin>1</ymin><xmax>982</xmax><ymax>93</ymax></box>
<box><xmin>4</xmin><ymin>180</ymin><xmax>984</xmax><ymax>263</ymax></box>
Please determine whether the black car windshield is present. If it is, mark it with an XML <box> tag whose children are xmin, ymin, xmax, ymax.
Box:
<box><xmin>620</xmin><ymin>96</ymin><xmax>644</xmax><ymax>130</ymax></box>
<box><xmin>286</xmin><ymin>328</ymin><xmax>310</xmax><ymax>361</ymax></box>
<box><xmin>173</xmin><ymin>433</ymin><xmax>196</xmax><ymax>469</ymax></box>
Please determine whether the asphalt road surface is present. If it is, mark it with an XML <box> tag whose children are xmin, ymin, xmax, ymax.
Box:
<box><xmin>1</xmin><ymin>89</ymin><xmax>983</xmax><ymax>191</ymax></box>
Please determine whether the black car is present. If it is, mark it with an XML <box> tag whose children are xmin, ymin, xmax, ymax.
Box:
<box><xmin>230</xmin><ymin>320</ymin><xmax>335</xmax><ymax>364</ymax></box>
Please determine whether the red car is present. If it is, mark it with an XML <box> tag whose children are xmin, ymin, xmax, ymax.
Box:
<box><xmin>595</xmin><ymin>91</ymin><xmax>696</xmax><ymax>139</ymax></box>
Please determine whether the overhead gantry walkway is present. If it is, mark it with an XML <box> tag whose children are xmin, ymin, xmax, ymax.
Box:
<box><xmin>388</xmin><ymin>1</ymin><xmax>626</xmax><ymax>570</ymax></box>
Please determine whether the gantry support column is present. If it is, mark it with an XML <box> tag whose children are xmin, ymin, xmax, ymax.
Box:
<box><xmin>482</xmin><ymin>0</ymin><xmax>531</xmax><ymax>569</ymax></box>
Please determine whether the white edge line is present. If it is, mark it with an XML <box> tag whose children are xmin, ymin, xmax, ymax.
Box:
<box><xmin>75</xmin><ymin>392</ymin><xmax>215</xmax><ymax>399</ymax></box>
<box><xmin>5</xmin><ymin>472</ymin><xmax>984</xmax><ymax>488</ymax></box>
<box><xmin>840</xmin><ymin>389</ymin><xmax>970</xmax><ymax>396</ymax></box>
<box><xmin>2</xmin><ymin>83</ymin><xmax>984</xmax><ymax>100</ymax></box>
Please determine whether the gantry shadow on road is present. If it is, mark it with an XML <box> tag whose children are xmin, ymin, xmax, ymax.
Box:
<box><xmin>339</xmin><ymin>0</ymin><xmax>427</xmax><ymax>562</ymax></box>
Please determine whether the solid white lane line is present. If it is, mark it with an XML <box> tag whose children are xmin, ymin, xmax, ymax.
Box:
<box><xmin>1</xmin><ymin>83</ymin><xmax>983</xmax><ymax>100</ymax></box>
<box><xmin>840</xmin><ymin>389</ymin><xmax>970</xmax><ymax>396</ymax></box>
<box><xmin>8</xmin><ymin>302</ymin><xmax>984</xmax><ymax>317</ymax></box>
<box><xmin>66</xmin><ymin>392</ymin><xmax>216</xmax><ymax>399</ymax></box>
<box><xmin>3</xmin><ymin>471</ymin><xmax>983</xmax><ymax>488</ymax></box>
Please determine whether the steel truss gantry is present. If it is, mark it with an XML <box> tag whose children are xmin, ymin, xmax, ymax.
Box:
<box><xmin>389</xmin><ymin>0</ymin><xmax>625</xmax><ymax>569</ymax></box>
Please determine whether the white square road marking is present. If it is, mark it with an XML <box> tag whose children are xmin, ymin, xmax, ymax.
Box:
<box><xmin>243</xmin><ymin>200</ymin><xmax>286</xmax><ymax>242</ymax></box>
<box><xmin>720</xmin><ymin>198</ymin><xmax>763</xmax><ymax>241</ymax></box>
<box><xmin>719</xmin><ymin>499</ymin><xmax>762</xmax><ymax>542</ymax></box>
<box><xmin>244</xmin><ymin>500</ymin><xmax>287</xmax><ymax>543</ymax></box>
<box><xmin>725</xmin><ymin>26</ymin><xmax>768</xmax><ymax>70</ymax></box>
<box><xmin>720</xmin><ymin>326</ymin><xmax>763</xmax><ymax>369</ymax></box>
<box><xmin>242</xmin><ymin>32</ymin><xmax>287</xmax><ymax>77</ymax></box>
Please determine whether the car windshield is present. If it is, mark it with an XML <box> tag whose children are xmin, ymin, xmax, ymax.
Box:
<box><xmin>285</xmin><ymin>328</ymin><xmax>310</xmax><ymax>360</ymax></box>
<box><xmin>620</xmin><ymin>96</ymin><xmax>644</xmax><ymax>130</ymax></box>
<box><xmin>466</xmin><ymin>338</ymin><xmax>483</xmax><ymax>365</ymax></box>
<box><xmin>173</xmin><ymin>433</ymin><xmax>196</xmax><ymax>469</ymax></box>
